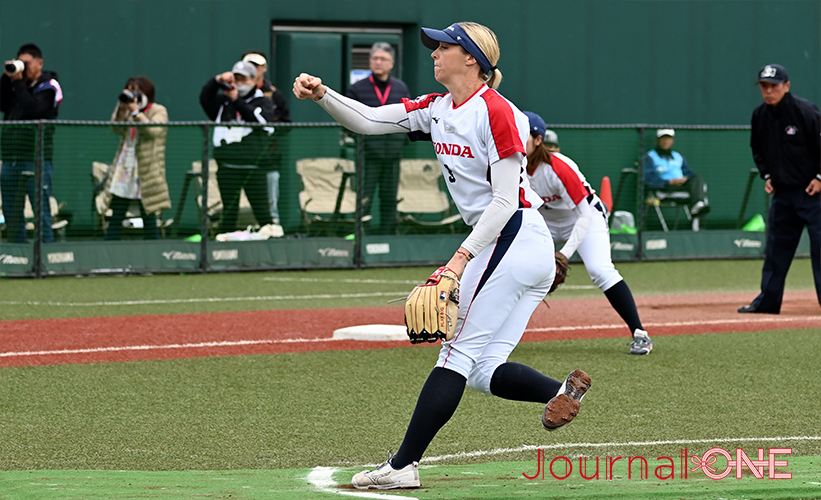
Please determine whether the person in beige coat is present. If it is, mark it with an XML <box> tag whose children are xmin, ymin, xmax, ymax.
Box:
<box><xmin>101</xmin><ymin>76</ymin><xmax>171</xmax><ymax>240</ymax></box>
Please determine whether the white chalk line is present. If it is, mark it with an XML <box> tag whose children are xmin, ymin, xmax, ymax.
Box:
<box><xmin>308</xmin><ymin>436</ymin><xmax>821</xmax><ymax>496</ymax></box>
<box><xmin>263</xmin><ymin>277</ymin><xmax>420</xmax><ymax>285</ymax></box>
<box><xmin>0</xmin><ymin>292</ymin><xmax>408</xmax><ymax>307</ymax></box>
<box><xmin>528</xmin><ymin>315</ymin><xmax>821</xmax><ymax>333</ymax></box>
<box><xmin>420</xmin><ymin>435</ymin><xmax>821</xmax><ymax>464</ymax></box>
<box><xmin>4</xmin><ymin>314</ymin><xmax>820</xmax><ymax>359</ymax></box>
<box><xmin>262</xmin><ymin>276</ymin><xmax>597</xmax><ymax>290</ymax></box>
<box><xmin>0</xmin><ymin>337</ymin><xmax>344</xmax><ymax>358</ymax></box>
<box><xmin>307</xmin><ymin>467</ymin><xmax>418</xmax><ymax>500</ymax></box>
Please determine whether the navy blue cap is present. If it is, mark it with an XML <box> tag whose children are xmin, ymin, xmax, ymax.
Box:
<box><xmin>757</xmin><ymin>64</ymin><xmax>789</xmax><ymax>84</ymax></box>
<box><xmin>420</xmin><ymin>23</ymin><xmax>496</xmax><ymax>75</ymax></box>
<box><xmin>522</xmin><ymin>111</ymin><xmax>545</xmax><ymax>138</ymax></box>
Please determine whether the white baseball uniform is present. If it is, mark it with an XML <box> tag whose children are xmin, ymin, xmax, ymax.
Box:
<box><xmin>527</xmin><ymin>152</ymin><xmax>624</xmax><ymax>291</ymax></box>
<box><xmin>315</xmin><ymin>85</ymin><xmax>556</xmax><ymax>395</ymax></box>
<box><xmin>403</xmin><ymin>87</ymin><xmax>555</xmax><ymax>395</ymax></box>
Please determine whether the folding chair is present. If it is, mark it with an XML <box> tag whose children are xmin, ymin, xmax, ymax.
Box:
<box><xmin>396</xmin><ymin>159</ymin><xmax>461</xmax><ymax>233</ymax></box>
<box><xmin>642</xmin><ymin>190</ymin><xmax>692</xmax><ymax>232</ymax></box>
<box><xmin>295</xmin><ymin>158</ymin><xmax>360</xmax><ymax>236</ymax></box>
<box><xmin>0</xmin><ymin>166</ymin><xmax>69</xmax><ymax>241</ymax></box>
<box><xmin>173</xmin><ymin>160</ymin><xmax>256</xmax><ymax>237</ymax></box>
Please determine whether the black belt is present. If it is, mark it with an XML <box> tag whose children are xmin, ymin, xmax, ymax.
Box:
<box><xmin>586</xmin><ymin>194</ymin><xmax>605</xmax><ymax>211</ymax></box>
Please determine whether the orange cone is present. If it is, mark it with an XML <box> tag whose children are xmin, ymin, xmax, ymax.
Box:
<box><xmin>599</xmin><ymin>176</ymin><xmax>613</xmax><ymax>211</ymax></box>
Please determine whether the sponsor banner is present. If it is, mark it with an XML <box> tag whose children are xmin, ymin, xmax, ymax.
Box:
<box><xmin>640</xmin><ymin>230</ymin><xmax>771</xmax><ymax>259</ymax></box>
<box><xmin>609</xmin><ymin>234</ymin><xmax>638</xmax><ymax>261</ymax></box>
<box><xmin>38</xmin><ymin>241</ymin><xmax>201</xmax><ymax>275</ymax></box>
<box><xmin>0</xmin><ymin>243</ymin><xmax>33</xmax><ymax>276</ymax></box>
<box><xmin>5</xmin><ymin>229</ymin><xmax>814</xmax><ymax>276</ymax></box>
<box><xmin>206</xmin><ymin>237</ymin><xmax>354</xmax><ymax>270</ymax></box>
<box><xmin>361</xmin><ymin>234</ymin><xmax>468</xmax><ymax>265</ymax></box>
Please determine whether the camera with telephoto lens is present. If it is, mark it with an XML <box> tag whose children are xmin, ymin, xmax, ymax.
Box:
<box><xmin>4</xmin><ymin>60</ymin><xmax>25</xmax><ymax>75</ymax></box>
<box><xmin>118</xmin><ymin>89</ymin><xmax>143</xmax><ymax>104</ymax></box>
<box><xmin>216</xmin><ymin>80</ymin><xmax>233</xmax><ymax>91</ymax></box>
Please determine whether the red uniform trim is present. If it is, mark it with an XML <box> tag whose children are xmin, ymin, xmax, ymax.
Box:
<box><xmin>403</xmin><ymin>93</ymin><xmax>447</xmax><ymax>112</ymax></box>
<box><xmin>481</xmin><ymin>89</ymin><xmax>526</xmax><ymax>160</ymax></box>
<box><xmin>551</xmin><ymin>155</ymin><xmax>588</xmax><ymax>205</ymax></box>
<box><xmin>518</xmin><ymin>187</ymin><xmax>532</xmax><ymax>208</ymax></box>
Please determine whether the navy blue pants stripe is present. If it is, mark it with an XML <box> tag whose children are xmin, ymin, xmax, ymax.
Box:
<box><xmin>474</xmin><ymin>210</ymin><xmax>523</xmax><ymax>297</ymax></box>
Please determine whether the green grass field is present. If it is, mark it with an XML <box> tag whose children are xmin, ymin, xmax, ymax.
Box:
<box><xmin>1</xmin><ymin>259</ymin><xmax>820</xmax><ymax>499</ymax></box>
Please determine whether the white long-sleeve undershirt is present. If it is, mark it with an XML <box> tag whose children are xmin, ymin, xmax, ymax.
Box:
<box><xmin>558</xmin><ymin>198</ymin><xmax>593</xmax><ymax>259</ymax></box>
<box><xmin>460</xmin><ymin>154</ymin><xmax>522</xmax><ymax>258</ymax></box>
<box><xmin>316</xmin><ymin>87</ymin><xmax>410</xmax><ymax>134</ymax></box>
<box><xmin>314</xmin><ymin>86</ymin><xmax>522</xmax><ymax>259</ymax></box>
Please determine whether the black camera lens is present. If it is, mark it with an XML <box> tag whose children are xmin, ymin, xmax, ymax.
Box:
<box><xmin>217</xmin><ymin>81</ymin><xmax>233</xmax><ymax>91</ymax></box>
<box><xmin>119</xmin><ymin>90</ymin><xmax>142</xmax><ymax>104</ymax></box>
<box><xmin>4</xmin><ymin>63</ymin><xmax>15</xmax><ymax>73</ymax></box>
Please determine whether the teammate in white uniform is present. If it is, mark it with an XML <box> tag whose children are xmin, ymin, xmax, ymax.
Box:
<box><xmin>294</xmin><ymin>22</ymin><xmax>591</xmax><ymax>491</ymax></box>
<box><xmin>522</xmin><ymin>111</ymin><xmax>654</xmax><ymax>355</ymax></box>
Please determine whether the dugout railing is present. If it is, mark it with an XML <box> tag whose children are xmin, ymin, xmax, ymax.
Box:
<box><xmin>1</xmin><ymin>121</ymin><xmax>810</xmax><ymax>277</ymax></box>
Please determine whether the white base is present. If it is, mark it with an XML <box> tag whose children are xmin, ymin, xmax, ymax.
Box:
<box><xmin>332</xmin><ymin>324</ymin><xmax>407</xmax><ymax>342</ymax></box>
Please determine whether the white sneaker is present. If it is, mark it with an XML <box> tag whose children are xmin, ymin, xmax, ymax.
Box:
<box><xmin>352</xmin><ymin>453</ymin><xmax>420</xmax><ymax>490</ymax></box>
<box><xmin>542</xmin><ymin>369</ymin><xmax>591</xmax><ymax>430</ymax></box>
<box><xmin>628</xmin><ymin>329</ymin><xmax>654</xmax><ymax>355</ymax></box>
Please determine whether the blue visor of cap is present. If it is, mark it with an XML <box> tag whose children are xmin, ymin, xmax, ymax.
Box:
<box><xmin>522</xmin><ymin>111</ymin><xmax>546</xmax><ymax>138</ymax></box>
<box><xmin>420</xmin><ymin>24</ymin><xmax>495</xmax><ymax>75</ymax></box>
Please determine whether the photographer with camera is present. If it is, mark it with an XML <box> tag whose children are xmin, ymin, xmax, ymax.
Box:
<box><xmin>98</xmin><ymin>76</ymin><xmax>171</xmax><ymax>240</ymax></box>
<box><xmin>240</xmin><ymin>50</ymin><xmax>290</xmax><ymax>225</ymax></box>
<box><xmin>0</xmin><ymin>43</ymin><xmax>63</xmax><ymax>243</ymax></box>
<box><xmin>200</xmin><ymin>61</ymin><xmax>277</xmax><ymax>234</ymax></box>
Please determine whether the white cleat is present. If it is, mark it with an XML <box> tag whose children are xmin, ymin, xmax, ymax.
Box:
<box><xmin>542</xmin><ymin>369</ymin><xmax>591</xmax><ymax>431</ymax></box>
<box><xmin>352</xmin><ymin>452</ymin><xmax>420</xmax><ymax>490</ymax></box>
<box><xmin>628</xmin><ymin>329</ymin><xmax>654</xmax><ymax>355</ymax></box>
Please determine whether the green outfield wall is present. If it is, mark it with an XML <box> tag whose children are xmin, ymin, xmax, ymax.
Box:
<box><xmin>1</xmin><ymin>0</ymin><xmax>819</xmax><ymax>124</ymax></box>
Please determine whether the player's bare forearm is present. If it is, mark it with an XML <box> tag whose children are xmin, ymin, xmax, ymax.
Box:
<box><xmin>444</xmin><ymin>248</ymin><xmax>471</xmax><ymax>277</ymax></box>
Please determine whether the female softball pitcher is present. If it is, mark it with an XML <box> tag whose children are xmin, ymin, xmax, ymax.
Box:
<box><xmin>294</xmin><ymin>22</ymin><xmax>591</xmax><ymax>490</ymax></box>
<box><xmin>522</xmin><ymin>111</ymin><xmax>654</xmax><ymax>355</ymax></box>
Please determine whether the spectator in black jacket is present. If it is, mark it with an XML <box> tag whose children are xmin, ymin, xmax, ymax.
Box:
<box><xmin>346</xmin><ymin>42</ymin><xmax>411</xmax><ymax>235</ymax></box>
<box><xmin>241</xmin><ymin>51</ymin><xmax>290</xmax><ymax>122</ymax></box>
<box><xmin>1</xmin><ymin>43</ymin><xmax>63</xmax><ymax>243</ymax></box>
<box><xmin>200</xmin><ymin>61</ymin><xmax>277</xmax><ymax>233</ymax></box>
<box><xmin>739</xmin><ymin>64</ymin><xmax>821</xmax><ymax>314</ymax></box>
<box><xmin>241</xmin><ymin>51</ymin><xmax>290</xmax><ymax>224</ymax></box>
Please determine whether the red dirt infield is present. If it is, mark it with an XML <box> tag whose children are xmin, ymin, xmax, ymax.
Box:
<box><xmin>1</xmin><ymin>291</ymin><xmax>818</xmax><ymax>368</ymax></box>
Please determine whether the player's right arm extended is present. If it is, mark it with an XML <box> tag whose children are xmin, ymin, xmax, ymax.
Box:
<box><xmin>315</xmin><ymin>87</ymin><xmax>411</xmax><ymax>135</ymax></box>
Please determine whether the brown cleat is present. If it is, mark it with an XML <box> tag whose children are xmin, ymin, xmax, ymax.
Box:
<box><xmin>542</xmin><ymin>369</ymin><xmax>591</xmax><ymax>431</ymax></box>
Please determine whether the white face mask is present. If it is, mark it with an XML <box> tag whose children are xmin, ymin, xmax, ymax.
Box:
<box><xmin>236</xmin><ymin>84</ymin><xmax>254</xmax><ymax>97</ymax></box>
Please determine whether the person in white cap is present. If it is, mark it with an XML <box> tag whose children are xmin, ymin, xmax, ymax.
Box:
<box><xmin>241</xmin><ymin>51</ymin><xmax>290</xmax><ymax>225</ymax></box>
<box><xmin>643</xmin><ymin>128</ymin><xmax>710</xmax><ymax>230</ymax></box>
<box><xmin>543</xmin><ymin>129</ymin><xmax>560</xmax><ymax>152</ymax></box>
<box><xmin>200</xmin><ymin>60</ymin><xmax>277</xmax><ymax>233</ymax></box>
<box><xmin>294</xmin><ymin>21</ymin><xmax>591</xmax><ymax>490</ymax></box>
<box><xmin>241</xmin><ymin>50</ymin><xmax>290</xmax><ymax>122</ymax></box>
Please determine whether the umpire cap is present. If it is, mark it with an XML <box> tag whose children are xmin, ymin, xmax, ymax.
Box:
<box><xmin>757</xmin><ymin>64</ymin><xmax>788</xmax><ymax>84</ymax></box>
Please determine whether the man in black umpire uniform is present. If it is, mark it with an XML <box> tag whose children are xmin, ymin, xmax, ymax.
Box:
<box><xmin>739</xmin><ymin>64</ymin><xmax>821</xmax><ymax>314</ymax></box>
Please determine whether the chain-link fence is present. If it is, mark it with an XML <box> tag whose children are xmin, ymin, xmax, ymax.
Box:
<box><xmin>1</xmin><ymin>120</ymin><xmax>771</xmax><ymax>276</ymax></box>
